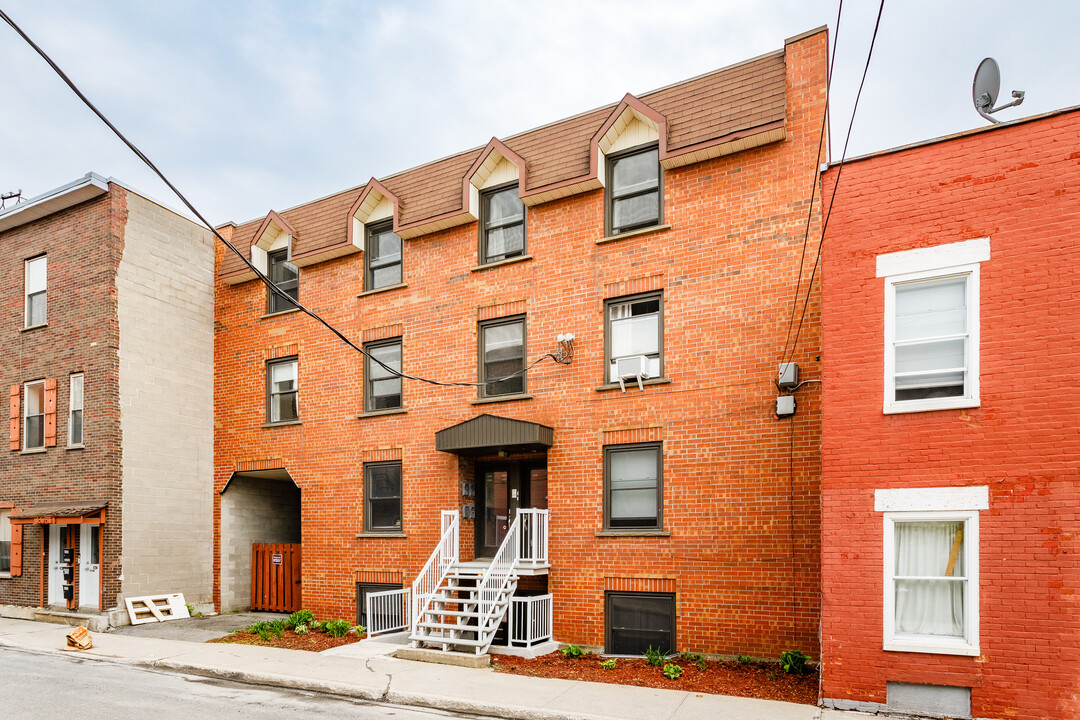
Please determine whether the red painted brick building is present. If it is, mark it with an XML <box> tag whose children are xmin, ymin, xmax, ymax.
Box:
<box><xmin>214</xmin><ymin>28</ymin><xmax>827</xmax><ymax>659</ymax></box>
<box><xmin>820</xmin><ymin>107</ymin><xmax>1080</xmax><ymax>719</ymax></box>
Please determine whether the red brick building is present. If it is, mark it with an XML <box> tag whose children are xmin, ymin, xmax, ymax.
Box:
<box><xmin>214</xmin><ymin>28</ymin><xmax>827</xmax><ymax>659</ymax></box>
<box><xmin>0</xmin><ymin>174</ymin><xmax>214</xmax><ymax>627</ymax></box>
<box><xmin>820</xmin><ymin>107</ymin><xmax>1080</xmax><ymax>719</ymax></box>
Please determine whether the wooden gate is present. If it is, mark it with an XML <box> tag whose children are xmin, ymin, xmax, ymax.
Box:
<box><xmin>251</xmin><ymin>543</ymin><xmax>302</xmax><ymax>612</ymax></box>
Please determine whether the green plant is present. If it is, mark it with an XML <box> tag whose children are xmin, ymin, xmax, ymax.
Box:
<box><xmin>643</xmin><ymin>645</ymin><xmax>665</xmax><ymax>667</ymax></box>
<box><xmin>662</xmin><ymin>663</ymin><xmax>683</xmax><ymax>680</ymax></box>
<box><xmin>255</xmin><ymin>626</ymin><xmax>271</xmax><ymax>642</ymax></box>
<box><xmin>561</xmin><ymin>643</ymin><xmax>584</xmax><ymax>658</ymax></box>
<box><xmin>779</xmin><ymin>649</ymin><xmax>810</xmax><ymax>675</ymax></box>
<box><xmin>599</xmin><ymin>658</ymin><xmax>616</xmax><ymax>670</ymax></box>
<box><xmin>736</xmin><ymin>653</ymin><xmax>754</xmax><ymax>664</ymax></box>
<box><xmin>285</xmin><ymin>609</ymin><xmax>315</xmax><ymax>629</ymax></box>
<box><xmin>768</xmin><ymin>672</ymin><xmax>778</xmax><ymax>681</ymax></box>
<box><xmin>293</xmin><ymin>623</ymin><xmax>308</xmax><ymax>635</ymax></box>
<box><xmin>324</xmin><ymin>619</ymin><xmax>352</xmax><ymax>638</ymax></box>
<box><xmin>267</xmin><ymin>619</ymin><xmax>286</xmax><ymax>638</ymax></box>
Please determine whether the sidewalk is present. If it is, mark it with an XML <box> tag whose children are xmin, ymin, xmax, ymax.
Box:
<box><xmin>0</xmin><ymin>617</ymin><xmax>872</xmax><ymax>720</ymax></box>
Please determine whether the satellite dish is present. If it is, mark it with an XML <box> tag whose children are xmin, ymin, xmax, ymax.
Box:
<box><xmin>973</xmin><ymin>57</ymin><xmax>1024</xmax><ymax>124</ymax></box>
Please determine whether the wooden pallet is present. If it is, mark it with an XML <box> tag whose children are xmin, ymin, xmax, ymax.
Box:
<box><xmin>124</xmin><ymin>593</ymin><xmax>190</xmax><ymax>625</ymax></box>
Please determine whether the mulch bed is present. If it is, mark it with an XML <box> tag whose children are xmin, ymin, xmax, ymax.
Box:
<box><xmin>208</xmin><ymin>629</ymin><xmax>362</xmax><ymax>652</ymax></box>
<box><xmin>491</xmin><ymin>653</ymin><xmax>819</xmax><ymax>705</ymax></box>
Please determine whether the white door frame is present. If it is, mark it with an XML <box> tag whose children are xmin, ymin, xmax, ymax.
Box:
<box><xmin>47</xmin><ymin>525</ymin><xmax>65</xmax><ymax>606</ymax></box>
<box><xmin>79</xmin><ymin>524</ymin><xmax>100</xmax><ymax>610</ymax></box>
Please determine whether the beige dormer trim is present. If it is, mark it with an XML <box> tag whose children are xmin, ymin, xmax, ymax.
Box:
<box><xmin>347</xmin><ymin>178</ymin><xmax>403</xmax><ymax>250</ymax></box>
<box><xmin>464</xmin><ymin>138</ymin><xmax>528</xmax><ymax>218</ymax></box>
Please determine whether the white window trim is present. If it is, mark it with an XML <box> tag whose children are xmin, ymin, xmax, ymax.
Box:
<box><xmin>68</xmin><ymin>374</ymin><xmax>84</xmax><ymax>447</ymax></box>
<box><xmin>24</xmin><ymin>255</ymin><xmax>47</xmax><ymax>328</ymax></box>
<box><xmin>23</xmin><ymin>380</ymin><xmax>45</xmax><ymax>450</ymax></box>
<box><xmin>882</xmin><ymin>263</ymin><xmax>981</xmax><ymax>414</ymax></box>
<box><xmin>0</xmin><ymin>508</ymin><xmax>11</xmax><ymax>578</ymax></box>
<box><xmin>883</xmin><ymin>509</ymin><xmax>980</xmax><ymax>656</ymax></box>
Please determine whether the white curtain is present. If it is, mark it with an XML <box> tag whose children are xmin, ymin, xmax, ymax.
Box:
<box><xmin>894</xmin><ymin>521</ymin><xmax>965</xmax><ymax>637</ymax></box>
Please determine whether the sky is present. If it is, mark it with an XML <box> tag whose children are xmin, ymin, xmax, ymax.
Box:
<box><xmin>1</xmin><ymin>1</ymin><xmax>1078</xmax><ymax>227</ymax></box>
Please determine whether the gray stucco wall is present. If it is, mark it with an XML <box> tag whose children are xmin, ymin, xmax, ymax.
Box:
<box><xmin>219</xmin><ymin>476</ymin><xmax>301</xmax><ymax>610</ymax></box>
<box><xmin>117</xmin><ymin>191</ymin><xmax>214</xmax><ymax>604</ymax></box>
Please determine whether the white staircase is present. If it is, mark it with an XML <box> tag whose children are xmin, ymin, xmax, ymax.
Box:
<box><xmin>409</xmin><ymin>508</ymin><xmax>548</xmax><ymax>655</ymax></box>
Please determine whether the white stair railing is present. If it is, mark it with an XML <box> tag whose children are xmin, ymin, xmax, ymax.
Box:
<box><xmin>474</xmin><ymin>512</ymin><xmax>522</xmax><ymax>651</ymax></box>
<box><xmin>411</xmin><ymin>510</ymin><xmax>459</xmax><ymax>636</ymax></box>
<box><xmin>517</xmin><ymin>508</ymin><xmax>549</xmax><ymax>567</ymax></box>
<box><xmin>507</xmin><ymin>593</ymin><xmax>553</xmax><ymax>647</ymax></box>
<box><xmin>366</xmin><ymin>587</ymin><xmax>410</xmax><ymax>636</ymax></box>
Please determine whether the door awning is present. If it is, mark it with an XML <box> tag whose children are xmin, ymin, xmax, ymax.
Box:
<box><xmin>9</xmin><ymin>501</ymin><xmax>108</xmax><ymax>525</ymax></box>
<box><xmin>436</xmin><ymin>414</ymin><xmax>553</xmax><ymax>455</ymax></box>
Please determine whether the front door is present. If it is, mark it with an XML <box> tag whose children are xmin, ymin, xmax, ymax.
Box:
<box><xmin>47</xmin><ymin>525</ymin><xmax>65</xmax><ymax>606</ymax></box>
<box><xmin>476</xmin><ymin>461</ymin><xmax>547</xmax><ymax>558</ymax></box>
<box><xmin>79</xmin><ymin>525</ymin><xmax>100</xmax><ymax>609</ymax></box>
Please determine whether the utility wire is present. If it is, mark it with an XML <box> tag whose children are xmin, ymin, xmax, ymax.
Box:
<box><xmin>777</xmin><ymin>0</ymin><xmax>843</xmax><ymax>381</ymax></box>
<box><xmin>780</xmin><ymin>0</ymin><xmax>886</xmax><ymax>376</ymax></box>
<box><xmin>0</xmin><ymin>7</ymin><xmax>570</xmax><ymax>389</ymax></box>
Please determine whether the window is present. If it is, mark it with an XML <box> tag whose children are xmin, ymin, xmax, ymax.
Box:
<box><xmin>267</xmin><ymin>248</ymin><xmax>299</xmax><ymax>313</ymax></box>
<box><xmin>0</xmin><ymin>509</ymin><xmax>10</xmax><ymax>575</ymax></box>
<box><xmin>606</xmin><ymin>293</ymin><xmax>662</xmax><ymax>384</ymax></box>
<box><xmin>479</xmin><ymin>316</ymin><xmax>525</xmax><ymax>397</ymax></box>
<box><xmin>480</xmin><ymin>185</ymin><xmax>525</xmax><ymax>264</ymax></box>
<box><xmin>23</xmin><ymin>380</ymin><xmax>45</xmax><ymax>450</ymax></box>
<box><xmin>877</xmin><ymin>486</ymin><xmax>985</xmax><ymax>656</ymax></box>
<box><xmin>355</xmin><ymin>582</ymin><xmax>404</xmax><ymax>628</ymax></box>
<box><xmin>25</xmin><ymin>255</ymin><xmax>46</xmax><ymax>327</ymax></box>
<box><xmin>605</xmin><ymin>592</ymin><xmax>675</xmax><ymax>655</ymax></box>
<box><xmin>364</xmin><ymin>461</ymin><xmax>402</xmax><ymax>532</ymax></box>
<box><xmin>606</xmin><ymin>145</ymin><xmax>661</xmax><ymax>235</ymax></box>
<box><xmin>364</xmin><ymin>339</ymin><xmax>402</xmax><ymax>412</ymax></box>
<box><xmin>266</xmin><ymin>358</ymin><xmax>298</xmax><ymax>423</ymax></box>
<box><xmin>878</xmin><ymin>237</ymin><xmax>987</xmax><ymax>414</ymax></box>
<box><xmin>68</xmin><ymin>374</ymin><xmax>84</xmax><ymax>446</ymax></box>
<box><xmin>603</xmin><ymin>443</ymin><xmax>662</xmax><ymax>530</ymax></box>
<box><xmin>365</xmin><ymin>220</ymin><xmax>402</xmax><ymax>290</ymax></box>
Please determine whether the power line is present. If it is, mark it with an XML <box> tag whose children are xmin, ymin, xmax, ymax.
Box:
<box><xmin>0</xmin><ymin>7</ymin><xmax>570</xmax><ymax>389</ymax></box>
<box><xmin>780</xmin><ymin>0</ymin><xmax>886</xmax><ymax>375</ymax></box>
<box><xmin>777</xmin><ymin>0</ymin><xmax>844</xmax><ymax>381</ymax></box>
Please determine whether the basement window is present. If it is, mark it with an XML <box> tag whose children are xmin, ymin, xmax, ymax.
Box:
<box><xmin>605</xmin><ymin>591</ymin><xmax>675</xmax><ymax>655</ymax></box>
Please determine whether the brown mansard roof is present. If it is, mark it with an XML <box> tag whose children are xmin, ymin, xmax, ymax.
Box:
<box><xmin>221</xmin><ymin>44</ymin><xmax>790</xmax><ymax>279</ymax></box>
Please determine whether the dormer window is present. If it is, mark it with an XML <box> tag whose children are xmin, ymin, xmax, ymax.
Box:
<box><xmin>481</xmin><ymin>185</ymin><xmax>525</xmax><ymax>264</ymax></box>
<box><xmin>606</xmin><ymin>145</ymin><xmax>661</xmax><ymax>235</ymax></box>
<box><xmin>365</xmin><ymin>220</ymin><xmax>402</xmax><ymax>290</ymax></box>
<box><xmin>267</xmin><ymin>248</ymin><xmax>298</xmax><ymax>313</ymax></box>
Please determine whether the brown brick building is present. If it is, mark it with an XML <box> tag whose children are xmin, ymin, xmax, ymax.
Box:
<box><xmin>214</xmin><ymin>28</ymin><xmax>827</xmax><ymax>658</ymax></box>
<box><xmin>0</xmin><ymin>174</ymin><xmax>214</xmax><ymax>626</ymax></box>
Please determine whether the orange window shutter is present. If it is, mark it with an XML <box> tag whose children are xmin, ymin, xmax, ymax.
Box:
<box><xmin>10</xmin><ymin>522</ymin><xmax>22</xmax><ymax>576</ymax></box>
<box><xmin>44</xmin><ymin>378</ymin><xmax>57</xmax><ymax>447</ymax></box>
<box><xmin>8</xmin><ymin>385</ymin><xmax>18</xmax><ymax>451</ymax></box>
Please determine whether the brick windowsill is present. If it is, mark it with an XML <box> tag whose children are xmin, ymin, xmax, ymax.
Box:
<box><xmin>355</xmin><ymin>532</ymin><xmax>408</xmax><ymax>538</ymax></box>
<box><xmin>597</xmin><ymin>224</ymin><xmax>672</xmax><ymax>245</ymax></box>
<box><xmin>471</xmin><ymin>255</ymin><xmax>533</xmax><ymax>273</ymax></box>
<box><xmin>357</xmin><ymin>283</ymin><xmax>408</xmax><ymax>298</ymax></box>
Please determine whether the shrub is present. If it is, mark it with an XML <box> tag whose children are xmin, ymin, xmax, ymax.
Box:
<box><xmin>324</xmin><ymin>619</ymin><xmax>352</xmax><ymax>638</ymax></box>
<box><xmin>293</xmin><ymin>623</ymin><xmax>308</xmax><ymax>635</ymax></box>
<box><xmin>779</xmin><ymin>649</ymin><xmax>811</xmax><ymax>675</ymax></box>
<box><xmin>643</xmin><ymin>645</ymin><xmax>665</xmax><ymax>667</ymax></box>
<box><xmin>255</xmin><ymin>626</ymin><xmax>271</xmax><ymax>642</ymax></box>
<box><xmin>561</xmin><ymin>643</ymin><xmax>584</xmax><ymax>659</ymax></box>
<box><xmin>662</xmin><ymin>663</ymin><xmax>683</xmax><ymax>680</ymax></box>
<box><xmin>736</xmin><ymin>653</ymin><xmax>754</xmax><ymax>664</ymax></box>
<box><xmin>599</xmin><ymin>658</ymin><xmax>616</xmax><ymax>670</ymax></box>
<box><xmin>285</xmin><ymin>609</ymin><xmax>315</xmax><ymax>629</ymax></box>
<box><xmin>268</xmin><ymin>619</ymin><xmax>286</xmax><ymax>638</ymax></box>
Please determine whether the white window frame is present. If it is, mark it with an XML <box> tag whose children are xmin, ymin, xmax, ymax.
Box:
<box><xmin>23</xmin><ymin>380</ymin><xmax>45</xmax><ymax>450</ymax></box>
<box><xmin>877</xmin><ymin>486</ymin><xmax>987</xmax><ymax>656</ymax></box>
<box><xmin>68</xmin><ymin>374</ymin><xmax>84</xmax><ymax>447</ymax></box>
<box><xmin>878</xmin><ymin>238</ymin><xmax>989</xmax><ymax>414</ymax></box>
<box><xmin>0</xmin><ymin>508</ymin><xmax>11</xmax><ymax>577</ymax></box>
<box><xmin>25</xmin><ymin>255</ymin><xmax>47</xmax><ymax>328</ymax></box>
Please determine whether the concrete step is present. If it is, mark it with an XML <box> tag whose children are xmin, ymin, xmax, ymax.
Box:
<box><xmin>410</xmin><ymin>633</ymin><xmax>488</xmax><ymax>648</ymax></box>
<box><xmin>395</xmin><ymin>646</ymin><xmax>490</xmax><ymax>667</ymax></box>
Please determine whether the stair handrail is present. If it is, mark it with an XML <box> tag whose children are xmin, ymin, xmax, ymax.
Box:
<box><xmin>516</xmin><ymin>508</ymin><xmax>549</xmax><ymax>565</ymax></box>
<box><xmin>474</xmin><ymin>510</ymin><xmax>525</xmax><ymax>648</ymax></box>
<box><xmin>411</xmin><ymin>509</ymin><xmax>459</xmax><ymax>636</ymax></box>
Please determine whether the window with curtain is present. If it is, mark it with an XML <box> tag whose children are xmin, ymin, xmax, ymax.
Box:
<box><xmin>479</xmin><ymin>317</ymin><xmax>525</xmax><ymax>397</ymax></box>
<box><xmin>266</xmin><ymin>358</ymin><xmax>298</xmax><ymax>423</ymax></box>
<box><xmin>606</xmin><ymin>146</ymin><xmax>661</xmax><ymax>235</ymax></box>
<box><xmin>69</xmin><ymin>374</ymin><xmax>84</xmax><ymax>446</ymax></box>
<box><xmin>893</xmin><ymin>520</ymin><xmax>966</xmax><ymax>638</ymax></box>
<box><xmin>365</xmin><ymin>221</ymin><xmax>402</xmax><ymax>290</ymax></box>
<box><xmin>481</xmin><ymin>185</ymin><xmax>525</xmax><ymax>264</ymax></box>
<box><xmin>604</xmin><ymin>443</ymin><xmax>662</xmax><ymax>530</ymax></box>
<box><xmin>25</xmin><ymin>255</ymin><xmax>47</xmax><ymax>327</ymax></box>
<box><xmin>607</xmin><ymin>293</ymin><xmax>662</xmax><ymax>383</ymax></box>
<box><xmin>364</xmin><ymin>339</ymin><xmax>402</xmax><ymax>411</ymax></box>
<box><xmin>23</xmin><ymin>380</ymin><xmax>45</xmax><ymax>449</ymax></box>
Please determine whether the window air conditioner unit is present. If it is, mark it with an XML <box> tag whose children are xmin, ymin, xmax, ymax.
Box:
<box><xmin>615</xmin><ymin>355</ymin><xmax>651</xmax><ymax>392</ymax></box>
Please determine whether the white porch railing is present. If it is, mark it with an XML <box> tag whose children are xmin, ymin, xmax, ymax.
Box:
<box><xmin>365</xmin><ymin>587</ymin><xmax>410</xmax><ymax>637</ymax></box>
<box><xmin>410</xmin><ymin>510</ymin><xmax>459</xmax><ymax>636</ymax></box>
<box><xmin>516</xmin><ymin>508</ymin><xmax>549</xmax><ymax>567</ymax></box>
<box><xmin>506</xmin><ymin>593</ymin><xmax>553</xmax><ymax>647</ymax></box>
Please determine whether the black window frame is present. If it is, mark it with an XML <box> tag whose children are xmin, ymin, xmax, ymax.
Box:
<box><xmin>478</xmin><ymin>315</ymin><xmax>526</xmax><ymax>398</ymax></box>
<box><xmin>364</xmin><ymin>337</ymin><xmax>403</xmax><ymax>412</ymax></box>
<box><xmin>266</xmin><ymin>248</ymin><xmax>299</xmax><ymax>314</ymax></box>
<box><xmin>265</xmin><ymin>356</ymin><xmax>299</xmax><ymax>424</ymax></box>
<box><xmin>479</xmin><ymin>183</ymin><xmax>526</xmax><ymax>265</ymax></box>
<box><xmin>365</xmin><ymin>220</ymin><xmax>403</xmax><ymax>291</ymax></box>
<box><xmin>355</xmin><ymin>581</ymin><xmax>404</xmax><ymax>628</ymax></box>
<box><xmin>604</xmin><ymin>291</ymin><xmax>664</xmax><ymax>385</ymax></box>
<box><xmin>605</xmin><ymin>591</ymin><xmax>676</xmax><ymax>656</ymax></box>
<box><xmin>364</xmin><ymin>460</ymin><xmax>403</xmax><ymax>533</ymax></box>
<box><xmin>605</xmin><ymin>144</ymin><xmax>663</xmax><ymax>236</ymax></box>
<box><xmin>603</xmin><ymin>442</ymin><xmax>663</xmax><ymax>531</ymax></box>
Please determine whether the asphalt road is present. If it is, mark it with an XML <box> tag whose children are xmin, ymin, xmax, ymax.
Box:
<box><xmin>0</xmin><ymin>646</ymin><xmax>483</xmax><ymax>720</ymax></box>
